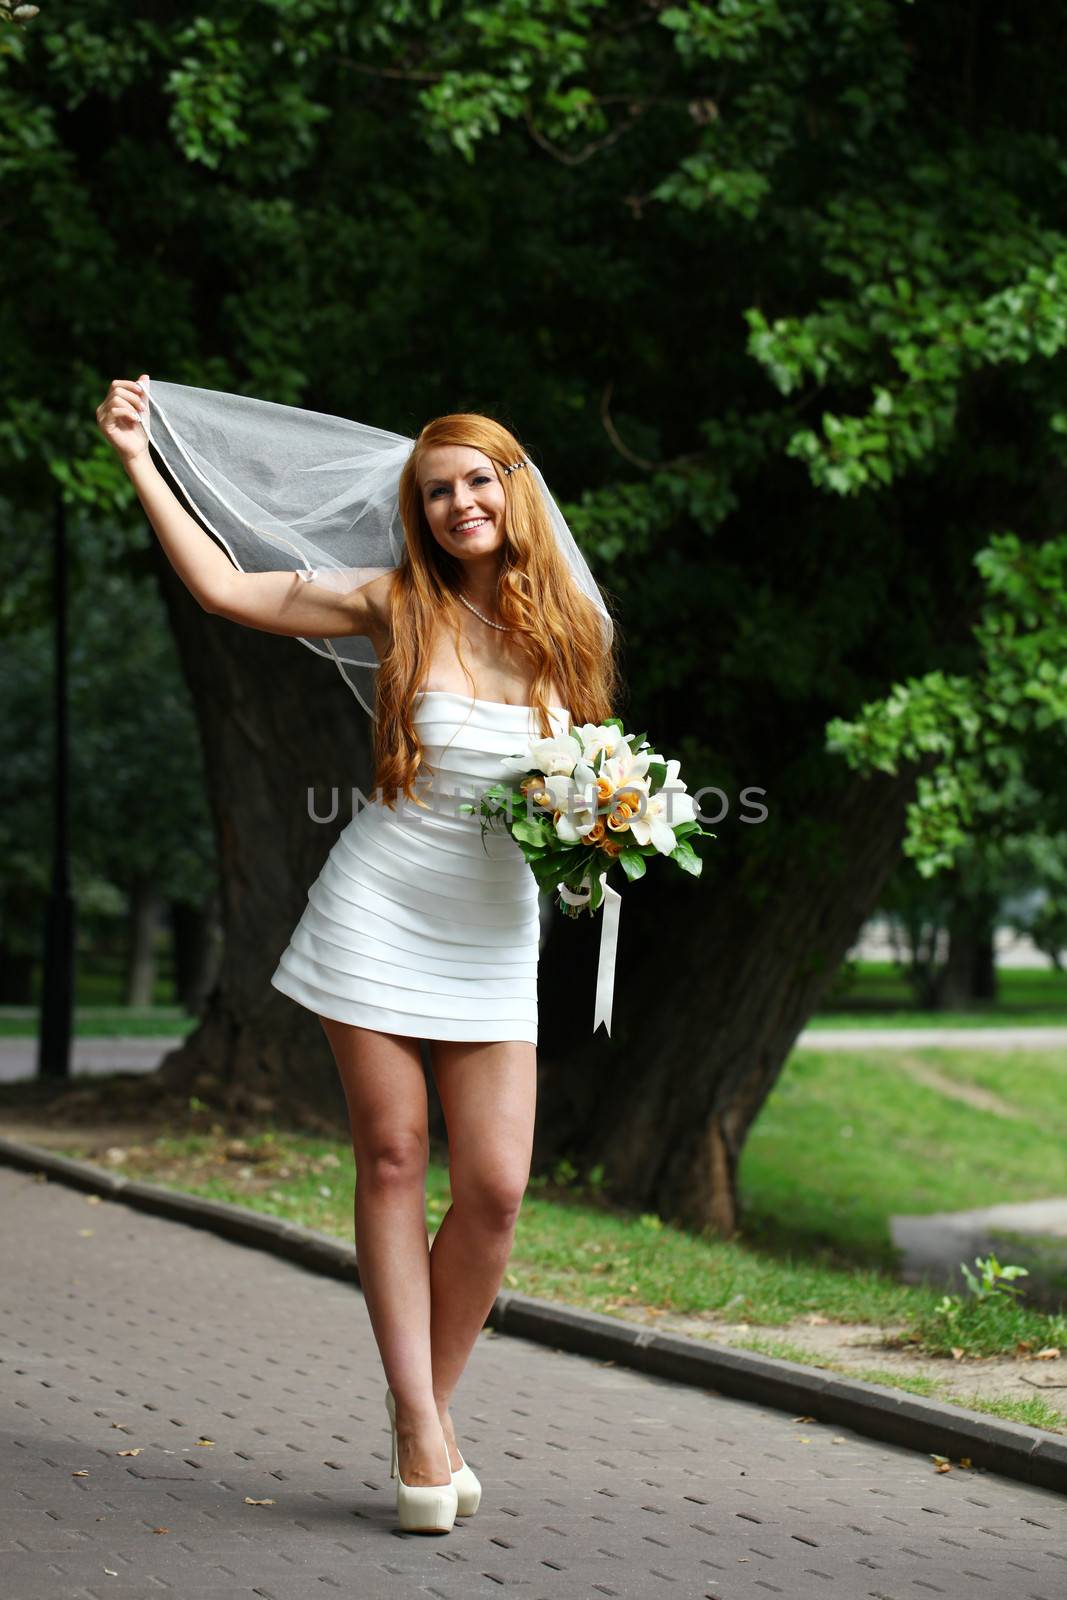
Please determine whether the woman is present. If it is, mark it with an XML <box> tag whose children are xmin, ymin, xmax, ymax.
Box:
<box><xmin>96</xmin><ymin>374</ymin><xmax>619</xmax><ymax>1535</ymax></box>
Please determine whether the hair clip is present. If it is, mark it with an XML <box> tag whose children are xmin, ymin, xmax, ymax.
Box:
<box><xmin>501</xmin><ymin>458</ymin><xmax>528</xmax><ymax>476</ymax></box>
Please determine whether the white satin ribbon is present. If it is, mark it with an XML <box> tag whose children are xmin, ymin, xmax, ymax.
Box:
<box><xmin>557</xmin><ymin>871</ymin><xmax>622</xmax><ymax>1036</ymax></box>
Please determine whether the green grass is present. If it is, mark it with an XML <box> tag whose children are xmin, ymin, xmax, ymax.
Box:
<box><xmin>713</xmin><ymin>1347</ymin><xmax>1066</xmax><ymax>1432</ymax></box>
<box><xmin>56</xmin><ymin>1126</ymin><xmax>928</xmax><ymax>1326</ymax></box>
<box><xmin>58</xmin><ymin>1047</ymin><xmax>1067</xmax><ymax>1366</ymax></box>
<box><xmin>814</xmin><ymin>960</ymin><xmax>1067</xmax><ymax>1024</ymax></box>
<box><xmin>738</xmin><ymin>1046</ymin><xmax>1067</xmax><ymax>1267</ymax></box>
<box><xmin>0</xmin><ymin>1006</ymin><xmax>196</xmax><ymax>1038</ymax></box>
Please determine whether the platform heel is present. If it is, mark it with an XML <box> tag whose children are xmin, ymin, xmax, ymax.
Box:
<box><xmin>385</xmin><ymin>1387</ymin><xmax>480</xmax><ymax>1519</ymax></box>
<box><xmin>385</xmin><ymin>1390</ymin><xmax>457</xmax><ymax>1534</ymax></box>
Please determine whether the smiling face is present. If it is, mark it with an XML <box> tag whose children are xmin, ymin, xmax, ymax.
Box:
<box><xmin>418</xmin><ymin>445</ymin><xmax>508</xmax><ymax>563</ymax></box>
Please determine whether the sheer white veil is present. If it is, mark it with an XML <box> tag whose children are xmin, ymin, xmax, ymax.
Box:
<box><xmin>142</xmin><ymin>376</ymin><xmax>613</xmax><ymax>718</ymax></box>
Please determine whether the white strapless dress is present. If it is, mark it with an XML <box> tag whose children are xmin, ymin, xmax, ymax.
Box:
<box><xmin>270</xmin><ymin>690</ymin><xmax>571</xmax><ymax>1044</ymax></box>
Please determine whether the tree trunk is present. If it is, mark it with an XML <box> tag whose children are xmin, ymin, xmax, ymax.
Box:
<box><xmin>533</xmin><ymin>760</ymin><xmax>926</xmax><ymax>1236</ymax></box>
<box><xmin>170</xmin><ymin>891</ymin><xmax>223</xmax><ymax>1016</ymax></box>
<box><xmin>933</xmin><ymin>887</ymin><xmax>999</xmax><ymax>1010</ymax></box>
<box><xmin>147</xmin><ymin>537</ymin><xmax>367</xmax><ymax>1128</ymax></box>
<box><xmin>125</xmin><ymin>874</ymin><xmax>162</xmax><ymax>1008</ymax></box>
<box><xmin>0</xmin><ymin>946</ymin><xmax>34</xmax><ymax>1005</ymax></box>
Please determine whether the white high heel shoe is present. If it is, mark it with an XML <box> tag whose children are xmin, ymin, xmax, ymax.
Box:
<box><xmin>384</xmin><ymin>1389</ymin><xmax>458</xmax><ymax>1534</ymax></box>
<box><xmin>386</xmin><ymin>1387</ymin><xmax>481</xmax><ymax>1518</ymax></box>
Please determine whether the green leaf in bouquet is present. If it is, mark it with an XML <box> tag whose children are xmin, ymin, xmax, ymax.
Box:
<box><xmin>673</xmin><ymin>819</ymin><xmax>712</xmax><ymax>840</ymax></box>
<box><xmin>645</xmin><ymin>759</ymin><xmax>667</xmax><ymax>791</ymax></box>
<box><xmin>669</xmin><ymin>838</ymin><xmax>703</xmax><ymax>877</ymax></box>
<box><xmin>480</xmin><ymin>781</ymin><xmax>513</xmax><ymax>807</ymax></box>
<box><xmin>618</xmin><ymin>849</ymin><xmax>647</xmax><ymax>881</ymax></box>
<box><xmin>512</xmin><ymin>815</ymin><xmax>552</xmax><ymax>848</ymax></box>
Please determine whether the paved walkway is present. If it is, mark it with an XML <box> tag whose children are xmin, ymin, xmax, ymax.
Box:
<box><xmin>1</xmin><ymin>1167</ymin><xmax>1064</xmax><ymax>1599</ymax></box>
<box><xmin>800</xmin><ymin>1026</ymin><xmax>1067</xmax><ymax>1051</ymax></box>
<box><xmin>0</xmin><ymin>1037</ymin><xmax>184</xmax><ymax>1085</ymax></box>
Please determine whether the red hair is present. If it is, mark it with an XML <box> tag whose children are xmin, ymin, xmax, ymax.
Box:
<box><xmin>372</xmin><ymin>412</ymin><xmax>621</xmax><ymax>807</ymax></box>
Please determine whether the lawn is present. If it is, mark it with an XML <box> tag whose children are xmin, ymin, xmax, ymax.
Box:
<box><xmin>739</xmin><ymin>1046</ymin><xmax>1067</xmax><ymax>1266</ymax></box>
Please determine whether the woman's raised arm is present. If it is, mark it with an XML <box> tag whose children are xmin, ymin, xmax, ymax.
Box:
<box><xmin>96</xmin><ymin>375</ymin><xmax>386</xmax><ymax>640</ymax></box>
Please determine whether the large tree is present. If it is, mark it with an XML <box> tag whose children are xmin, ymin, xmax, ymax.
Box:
<box><xmin>7</xmin><ymin>1</ymin><xmax>1067</xmax><ymax>1229</ymax></box>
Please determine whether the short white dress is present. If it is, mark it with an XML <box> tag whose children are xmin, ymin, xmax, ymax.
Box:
<box><xmin>270</xmin><ymin>689</ymin><xmax>571</xmax><ymax>1044</ymax></box>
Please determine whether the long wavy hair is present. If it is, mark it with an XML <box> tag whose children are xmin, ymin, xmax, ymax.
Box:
<box><xmin>373</xmin><ymin>412</ymin><xmax>621</xmax><ymax>808</ymax></box>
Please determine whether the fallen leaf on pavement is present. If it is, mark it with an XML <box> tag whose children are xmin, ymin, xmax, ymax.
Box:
<box><xmin>117</xmin><ymin>1448</ymin><xmax>142</xmax><ymax>1457</ymax></box>
<box><xmin>244</xmin><ymin>1496</ymin><xmax>275</xmax><ymax>1506</ymax></box>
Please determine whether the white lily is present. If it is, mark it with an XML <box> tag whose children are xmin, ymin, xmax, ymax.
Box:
<box><xmin>597</xmin><ymin>748</ymin><xmax>651</xmax><ymax>794</ymax></box>
<box><xmin>574</xmin><ymin>721</ymin><xmax>633</xmax><ymax>765</ymax></box>
<box><xmin>501</xmin><ymin>733</ymin><xmax>582</xmax><ymax>778</ymax></box>
<box><xmin>527</xmin><ymin>773</ymin><xmax>599</xmax><ymax>843</ymax></box>
<box><xmin>626</xmin><ymin>759</ymin><xmax>698</xmax><ymax>855</ymax></box>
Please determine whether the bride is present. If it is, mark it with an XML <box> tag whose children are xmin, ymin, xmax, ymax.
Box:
<box><xmin>96</xmin><ymin>374</ymin><xmax>619</xmax><ymax>1535</ymax></box>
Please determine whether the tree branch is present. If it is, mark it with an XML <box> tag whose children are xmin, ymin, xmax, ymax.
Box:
<box><xmin>599</xmin><ymin>380</ymin><xmax>708</xmax><ymax>472</ymax></box>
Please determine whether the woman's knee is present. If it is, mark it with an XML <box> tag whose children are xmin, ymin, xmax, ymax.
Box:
<box><xmin>356</xmin><ymin>1125</ymin><xmax>429</xmax><ymax>1190</ymax></box>
<box><xmin>452</xmin><ymin>1163</ymin><xmax>529</xmax><ymax>1231</ymax></box>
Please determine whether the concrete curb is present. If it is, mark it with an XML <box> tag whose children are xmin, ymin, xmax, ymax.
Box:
<box><xmin>2</xmin><ymin>1132</ymin><xmax>1063</xmax><ymax>1496</ymax></box>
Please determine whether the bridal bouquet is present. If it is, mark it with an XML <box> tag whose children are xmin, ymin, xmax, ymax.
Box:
<box><xmin>457</xmin><ymin>716</ymin><xmax>715</xmax><ymax>915</ymax></box>
<box><xmin>457</xmin><ymin>717</ymin><xmax>713</xmax><ymax>1037</ymax></box>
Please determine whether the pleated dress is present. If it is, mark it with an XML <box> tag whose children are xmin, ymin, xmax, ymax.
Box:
<box><xmin>269</xmin><ymin>689</ymin><xmax>571</xmax><ymax>1044</ymax></box>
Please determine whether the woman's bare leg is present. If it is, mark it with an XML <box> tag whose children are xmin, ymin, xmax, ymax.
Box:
<box><xmin>319</xmin><ymin>1016</ymin><xmax>452</xmax><ymax>1487</ymax></box>
<box><xmin>426</xmin><ymin>1038</ymin><xmax>537</xmax><ymax>1469</ymax></box>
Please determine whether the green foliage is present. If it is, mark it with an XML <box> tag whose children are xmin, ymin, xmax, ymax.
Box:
<box><xmin>0</xmin><ymin>548</ymin><xmax>216</xmax><ymax>960</ymax></box>
<box><xmin>958</xmin><ymin>1252</ymin><xmax>1029</xmax><ymax>1304</ymax></box>
<box><xmin>827</xmin><ymin>533</ymin><xmax>1067</xmax><ymax>875</ymax></box>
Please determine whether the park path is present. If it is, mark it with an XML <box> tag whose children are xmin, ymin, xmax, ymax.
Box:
<box><xmin>1</xmin><ymin>1163</ymin><xmax>1064</xmax><ymax>1600</ymax></box>
<box><xmin>800</xmin><ymin>1027</ymin><xmax>1067</xmax><ymax>1051</ymax></box>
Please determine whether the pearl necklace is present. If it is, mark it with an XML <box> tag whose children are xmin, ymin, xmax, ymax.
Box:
<box><xmin>458</xmin><ymin>589</ymin><xmax>512</xmax><ymax>632</ymax></box>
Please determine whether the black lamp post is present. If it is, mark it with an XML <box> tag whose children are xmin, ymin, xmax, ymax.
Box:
<box><xmin>37</xmin><ymin>486</ymin><xmax>75</xmax><ymax>1079</ymax></box>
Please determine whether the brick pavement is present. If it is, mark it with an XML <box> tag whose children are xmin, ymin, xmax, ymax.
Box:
<box><xmin>0</xmin><ymin>1165</ymin><xmax>1064</xmax><ymax>1600</ymax></box>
